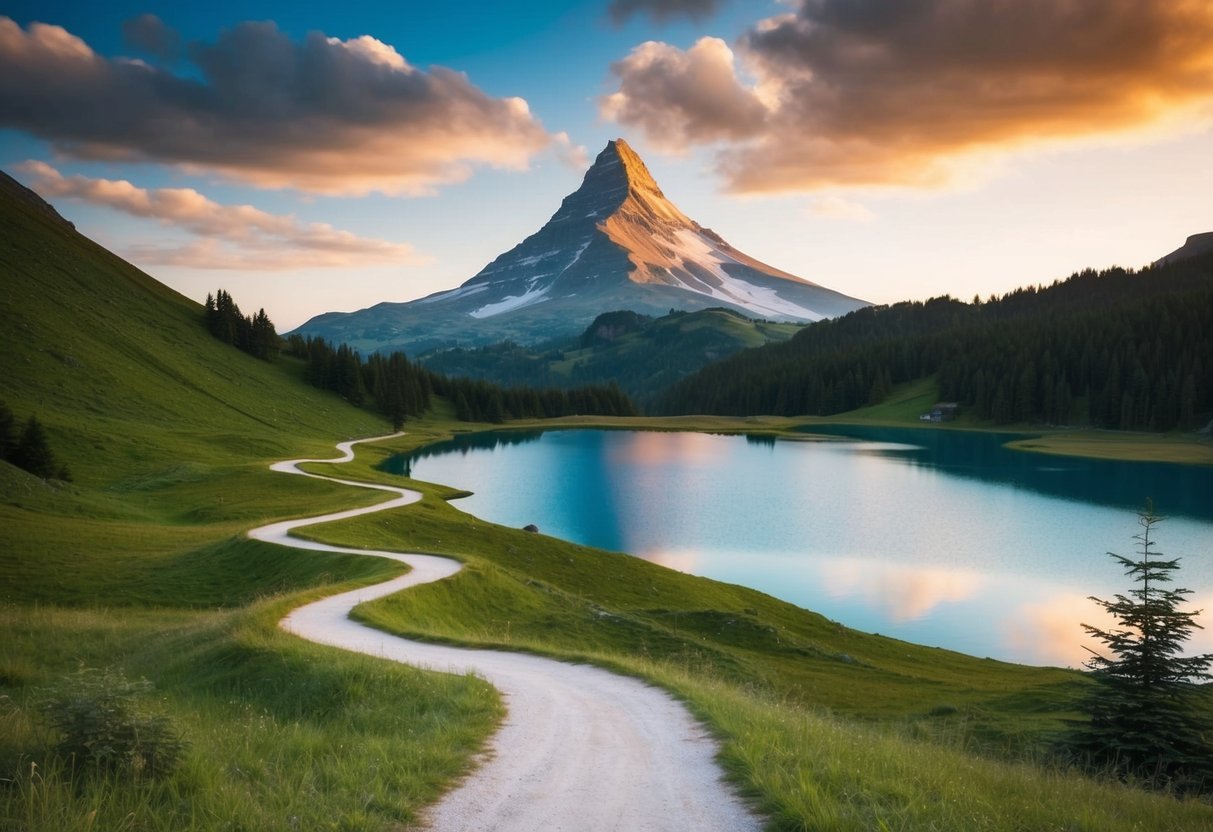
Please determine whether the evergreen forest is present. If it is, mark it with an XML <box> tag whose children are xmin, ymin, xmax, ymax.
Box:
<box><xmin>658</xmin><ymin>252</ymin><xmax>1213</xmax><ymax>431</ymax></box>
<box><xmin>203</xmin><ymin>295</ymin><xmax>638</xmax><ymax>428</ymax></box>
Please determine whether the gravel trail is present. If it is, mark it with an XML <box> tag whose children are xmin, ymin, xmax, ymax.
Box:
<box><xmin>250</xmin><ymin>434</ymin><xmax>760</xmax><ymax>832</ymax></box>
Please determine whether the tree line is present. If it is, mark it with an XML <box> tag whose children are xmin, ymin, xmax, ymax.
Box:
<box><xmin>433</xmin><ymin>375</ymin><xmax>636</xmax><ymax>422</ymax></box>
<box><xmin>283</xmin><ymin>334</ymin><xmax>432</xmax><ymax>430</ymax></box>
<box><xmin>281</xmin><ymin>333</ymin><xmax>635</xmax><ymax>425</ymax></box>
<box><xmin>658</xmin><ymin>254</ymin><xmax>1213</xmax><ymax>431</ymax></box>
<box><xmin>205</xmin><ymin>290</ymin><xmax>279</xmax><ymax>361</ymax></box>
<box><xmin>0</xmin><ymin>400</ymin><xmax>69</xmax><ymax>481</ymax></box>
<box><xmin>201</xmin><ymin>290</ymin><xmax>639</xmax><ymax>427</ymax></box>
<box><xmin>420</xmin><ymin>307</ymin><xmax>796</xmax><ymax>410</ymax></box>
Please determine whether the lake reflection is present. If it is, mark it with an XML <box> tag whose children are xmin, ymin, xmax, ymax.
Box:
<box><xmin>380</xmin><ymin>428</ymin><xmax>1213</xmax><ymax>666</ymax></box>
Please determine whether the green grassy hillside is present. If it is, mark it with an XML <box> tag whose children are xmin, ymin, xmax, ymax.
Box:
<box><xmin>0</xmin><ymin>172</ymin><xmax>501</xmax><ymax>830</ymax></box>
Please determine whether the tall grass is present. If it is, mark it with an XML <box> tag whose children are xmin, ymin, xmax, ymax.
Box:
<box><xmin>0</xmin><ymin>603</ymin><xmax>502</xmax><ymax>832</ymax></box>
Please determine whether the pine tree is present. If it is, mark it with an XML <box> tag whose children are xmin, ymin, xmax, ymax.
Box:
<box><xmin>11</xmin><ymin>415</ymin><xmax>58</xmax><ymax>479</ymax></box>
<box><xmin>1069</xmin><ymin>502</ymin><xmax>1213</xmax><ymax>789</ymax></box>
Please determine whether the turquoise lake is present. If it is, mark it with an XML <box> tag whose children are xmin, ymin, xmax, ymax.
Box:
<box><xmin>381</xmin><ymin>427</ymin><xmax>1213</xmax><ymax>666</ymax></box>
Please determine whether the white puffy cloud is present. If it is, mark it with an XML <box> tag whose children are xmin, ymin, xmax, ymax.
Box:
<box><xmin>18</xmin><ymin>161</ymin><xmax>426</xmax><ymax>270</ymax></box>
<box><xmin>0</xmin><ymin>17</ymin><xmax>559</xmax><ymax>196</ymax></box>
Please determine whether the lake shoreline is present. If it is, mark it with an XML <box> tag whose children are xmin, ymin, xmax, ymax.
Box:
<box><xmin>492</xmin><ymin>414</ymin><xmax>1213</xmax><ymax>466</ymax></box>
<box><xmin>378</xmin><ymin>424</ymin><xmax>1213</xmax><ymax>667</ymax></box>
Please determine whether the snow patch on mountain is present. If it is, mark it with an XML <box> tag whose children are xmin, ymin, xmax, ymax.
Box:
<box><xmin>668</xmin><ymin>230</ymin><xmax>825</xmax><ymax>320</ymax></box>
<box><xmin>469</xmin><ymin>285</ymin><xmax>551</xmax><ymax>319</ymax></box>
<box><xmin>561</xmin><ymin>239</ymin><xmax>593</xmax><ymax>272</ymax></box>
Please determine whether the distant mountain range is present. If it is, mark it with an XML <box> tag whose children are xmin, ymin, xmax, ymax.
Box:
<box><xmin>291</xmin><ymin>139</ymin><xmax>869</xmax><ymax>354</ymax></box>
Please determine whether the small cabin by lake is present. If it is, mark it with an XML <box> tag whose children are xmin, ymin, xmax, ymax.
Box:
<box><xmin>920</xmin><ymin>402</ymin><xmax>959</xmax><ymax>423</ymax></box>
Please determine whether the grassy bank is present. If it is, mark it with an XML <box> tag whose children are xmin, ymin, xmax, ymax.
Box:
<box><xmin>1</xmin><ymin>421</ymin><xmax>508</xmax><ymax>831</ymax></box>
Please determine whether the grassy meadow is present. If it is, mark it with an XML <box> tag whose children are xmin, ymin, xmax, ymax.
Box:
<box><xmin>4</xmin><ymin>179</ymin><xmax>1212</xmax><ymax>829</ymax></box>
<box><xmin>0</xmin><ymin>186</ymin><xmax>502</xmax><ymax>830</ymax></box>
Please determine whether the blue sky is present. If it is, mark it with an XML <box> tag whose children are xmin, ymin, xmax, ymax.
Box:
<box><xmin>3</xmin><ymin>1</ymin><xmax>1211</xmax><ymax>329</ymax></box>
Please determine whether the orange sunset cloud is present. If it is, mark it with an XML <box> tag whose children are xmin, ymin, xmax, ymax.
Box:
<box><xmin>603</xmin><ymin>0</ymin><xmax>1213</xmax><ymax>192</ymax></box>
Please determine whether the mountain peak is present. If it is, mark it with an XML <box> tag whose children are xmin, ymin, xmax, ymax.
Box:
<box><xmin>548</xmin><ymin>138</ymin><xmax>689</xmax><ymax>229</ymax></box>
<box><xmin>604</xmin><ymin>138</ymin><xmax>661</xmax><ymax>194</ymax></box>
<box><xmin>291</xmin><ymin>139</ymin><xmax>869</xmax><ymax>353</ymax></box>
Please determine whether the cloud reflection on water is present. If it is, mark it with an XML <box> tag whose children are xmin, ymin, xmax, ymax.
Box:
<box><xmin>816</xmin><ymin>556</ymin><xmax>986</xmax><ymax>623</ymax></box>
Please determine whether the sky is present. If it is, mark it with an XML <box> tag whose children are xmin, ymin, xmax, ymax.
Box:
<box><xmin>2</xmin><ymin>0</ymin><xmax>1212</xmax><ymax>331</ymax></box>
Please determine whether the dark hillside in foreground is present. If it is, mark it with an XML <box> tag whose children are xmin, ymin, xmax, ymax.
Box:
<box><xmin>659</xmin><ymin>256</ymin><xmax>1213</xmax><ymax>431</ymax></box>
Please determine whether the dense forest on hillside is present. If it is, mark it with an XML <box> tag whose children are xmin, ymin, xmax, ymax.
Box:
<box><xmin>419</xmin><ymin>307</ymin><xmax>800</xmax><ymax>406</ymax></box>
<box><xmin>658</xmin><ymin>254</ymin><xmax>1213</xmax><ymax>431</ymax></box>
<box><xmin>274</xmin><ymin>330</ymin><xmax>635</xmax><ymax>426</ymax></box>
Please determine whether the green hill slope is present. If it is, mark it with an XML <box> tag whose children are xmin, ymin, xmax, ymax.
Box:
<box><xmin>0</xmin><ymin>173</ymin><xmax>503</xmax><ymax>829</ymax></box>
<box><xmin>0</xmin><ymin>172</ymin><xmax>387</xmax><ymax>488</ymax></box>
<box><xmin>0</xmin><ymin>168</ymin><xmax>419</xmax><ymax>604</ymax></box>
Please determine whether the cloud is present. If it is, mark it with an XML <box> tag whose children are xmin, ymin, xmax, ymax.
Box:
<box><xmin>0</xmin><ymin>17</ymin><xmax>558</xmax><ymax>196</ymax></box>
<box><xmin>602</xmin><ymin>0</ymin><xmax>1213</xmax><ymax>192</ymax></box>
<box><xmin>608</xmin><ymin>0</ymin><xmax>727</xmax><ymax>25</ymax></box>
<box><xmin>18</xmin><ymin>161</ymin><xmax>427</xmax><ymax>270</ymax></box>
<box><xmin>817</xmin><ymin>558</ymin><xmax>984</xmax><ymax>624</ymax></box>
<box><xmin>807</xmin><ymin>195</ymin><xmax>875</xmax><ymax>223</ymax></box>
<box><xmin>601</xmin><ymin>38</ymin><xmax>767</xmax><ymax>153</ymax></box>
<box><xmin>553</xmin><ymin>131</ymin><xmax>590</xmax><ymax>170</ymax></box>
<box><xmin>121</xmin><ymin>13</ymin><xmax>180</xmax><ymax>61</ymax></box>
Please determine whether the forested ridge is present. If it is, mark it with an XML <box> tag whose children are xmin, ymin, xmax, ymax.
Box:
<box><xmin>657</xmin><ymin>253</ymin><xmax>1213</xmax><ymax>431</ymax></box>
<box><xmin>418</xmin><ymin>307</ymin><xmax>799</xmax><ymax>407</ymax></box>
<box><xmin>202</xmin><ymin>288</ymin><xmax>636</xmax><ymax>426</ymax></box>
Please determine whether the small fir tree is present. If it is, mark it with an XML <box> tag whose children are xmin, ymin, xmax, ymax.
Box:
<box><xmin>10</xmin><ymin>415</ymin><xmax>58</xmax><ymax>479</ymax></box>
<box><xmin>1071</xmin><ymin>501</ymin><xmax>1213</xmax><ymax>789</ymax></box>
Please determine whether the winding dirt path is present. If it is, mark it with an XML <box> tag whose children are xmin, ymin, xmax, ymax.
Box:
<box><xmin>249</xmin><ymin>435</ymin><xmax>761</xmax><ymax>832</ymax></box>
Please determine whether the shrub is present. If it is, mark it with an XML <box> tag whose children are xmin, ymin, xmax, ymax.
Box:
<box><xmin>39</xmin><ymin>668</ymin><xmax>186</xmax><ymax>780</ymax></box>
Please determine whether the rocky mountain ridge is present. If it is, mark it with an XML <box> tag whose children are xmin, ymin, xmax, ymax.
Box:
<box><xmin>1155</xmin><ymin>232</ymin><xmax>1213</xmax><ymax>266</ymax></box>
